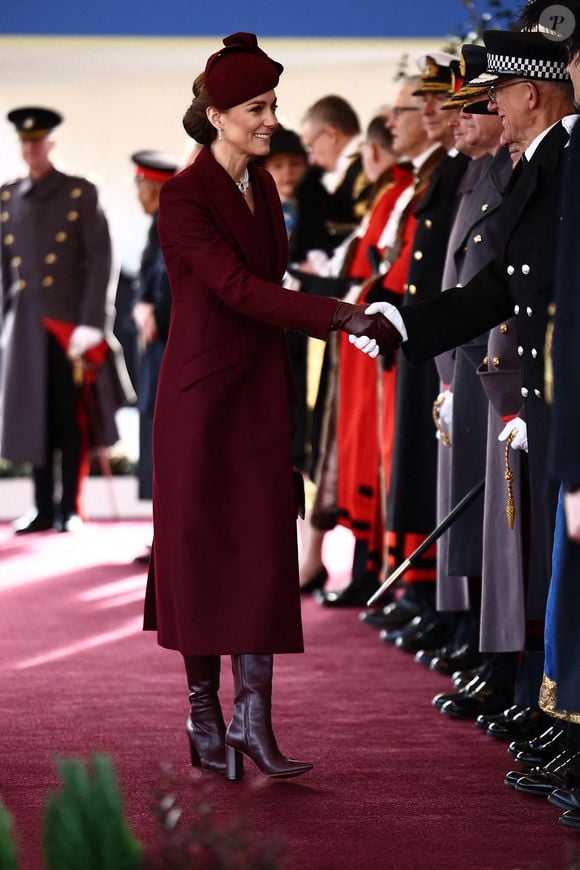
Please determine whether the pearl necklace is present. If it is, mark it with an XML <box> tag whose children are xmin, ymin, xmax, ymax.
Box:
<box><xmin>235</xmin><ymin>167</ymin><xmax>250</xmax><ymax>196</ymax></box>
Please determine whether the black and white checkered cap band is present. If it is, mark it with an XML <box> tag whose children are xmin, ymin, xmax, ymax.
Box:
<box><xmin>487</xmin><ymin>53</ymin><xmax>569</xmax><ymax>81</ymax></box>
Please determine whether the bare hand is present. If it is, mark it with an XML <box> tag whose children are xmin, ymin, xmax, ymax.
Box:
<box><xmin>564</xmin><ymin>490</ymin><xmax>580</xmax><ymax>543</ymax></box>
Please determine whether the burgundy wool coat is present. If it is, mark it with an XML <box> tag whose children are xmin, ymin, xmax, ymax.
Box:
<box><xmin>143</xmin><ymin>146</ymin><xmax>337</xmax><ymax>655</ymax></box>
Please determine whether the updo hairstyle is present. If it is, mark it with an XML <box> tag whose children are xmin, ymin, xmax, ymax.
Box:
<box><xmin>183</xmin><ymin>73</ymin><xmax>218</xmax><ymax>146</ymax></box>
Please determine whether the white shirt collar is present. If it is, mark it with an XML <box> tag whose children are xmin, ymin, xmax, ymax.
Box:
<box><xmin>525</xmin><ymin>114</ymin><xmax>578</xmax><ymax>161</ymax></box>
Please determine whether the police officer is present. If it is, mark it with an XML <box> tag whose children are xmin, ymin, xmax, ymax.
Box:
<box><xmin>0</xmin><ymin>107</ymin><xmax>113</xmax><ymax>532</ymax></box>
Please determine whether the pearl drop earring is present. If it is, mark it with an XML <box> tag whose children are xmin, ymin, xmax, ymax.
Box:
<box><xmin>217</xmin><ymin>128</ymin><xmax>223</xmax><ymax>141</ymax></box>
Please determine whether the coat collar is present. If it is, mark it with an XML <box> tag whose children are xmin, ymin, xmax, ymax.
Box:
<box><xmin>19</xmin><ymin>166</ymin><xmax>66</xmax><ymax>199</ymax></box>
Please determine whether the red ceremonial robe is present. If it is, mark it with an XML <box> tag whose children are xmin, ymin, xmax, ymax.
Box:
<box><xmin>143</xmin><ymin>147</ymin><xmax>337</xmax><ymax>655</ymax></box>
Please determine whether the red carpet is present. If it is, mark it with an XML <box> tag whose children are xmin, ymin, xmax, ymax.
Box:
<box><xmin>0</xmin><ymin>520</ymin><xmax>578</xmax><ymax>869</ymax></box>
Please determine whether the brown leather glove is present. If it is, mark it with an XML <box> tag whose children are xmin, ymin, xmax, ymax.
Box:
<box><xmin>330</xmin><ymin>301</ymin><xmax>402</xmax><ymax>357</ymax></box>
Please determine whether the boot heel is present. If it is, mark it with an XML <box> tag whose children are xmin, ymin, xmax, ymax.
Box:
<box><xmin>188</xmin><ymin>737</ymin><xmax>201</xmax><ymax>767</ymax></box>
<box><xmin>226</xmin><ymin>745</ymin><xmax>244</xmax><ymax>781</ymax></box>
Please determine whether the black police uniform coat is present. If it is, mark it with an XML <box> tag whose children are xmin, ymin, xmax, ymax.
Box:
<box><xmin>387</xmin><ymin>151</ymin><xmax>469</xmax><ymax>548</ymax></box>
<box><xmin>0</xmin><ymin>168</ymin><xmax>115</xmax><ymax>466</ymax></box>
<box><xmin>136</xmin><ymin>213</ymin><xmax>172</xmax><ymax>500</ymax></box>
<box><xmin>402</xmin><ymin>121</ymin><xmax>569</xmax><ymax>620</ymax></box>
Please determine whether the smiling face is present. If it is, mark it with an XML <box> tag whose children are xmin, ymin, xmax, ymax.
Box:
<box><xmin>214</xmin><ymin>89</ymin><xmax>278</xmax><ymax>160</ymax></box>
<box><xmin>486</xmin><ymin>79</ymin><xmax>535</xmax><ymax>150</ymax></box>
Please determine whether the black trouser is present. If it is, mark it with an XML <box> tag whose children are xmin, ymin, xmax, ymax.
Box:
<box><xmin>33</xmin><ymin>333</ymin><xmax>83</xmax><ymax>518</ymax></box>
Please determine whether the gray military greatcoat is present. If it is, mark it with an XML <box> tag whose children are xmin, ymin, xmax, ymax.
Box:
<box><xmin>0</xmin><ymin>168</ymin><xmax>113</xmax><ymax>466</ymax></box>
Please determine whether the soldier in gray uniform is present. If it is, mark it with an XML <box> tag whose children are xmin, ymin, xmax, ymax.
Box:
<box><xmin>0</xmin><ymin>107</ymin><xmax>114</xmax><ymax>533</ymax></box>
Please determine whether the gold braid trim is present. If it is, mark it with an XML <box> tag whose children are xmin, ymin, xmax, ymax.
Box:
<box><xmin>432</xmin><ymin>393</ymin><xmax>451</xmax><ymax>448</ymax></box>
<box><xmin>539</xmin><ymin>674</ymin><xmax>580</xmax><ymax>724</ymax></box>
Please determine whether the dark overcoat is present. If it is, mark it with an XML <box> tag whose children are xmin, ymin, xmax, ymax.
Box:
<box><xmin>0</xmin><ymin>168</ymin><xmax>114</xmax><ymax>465</ymax></box>
<box><xmin>143</xmin><ymin>147</ymin><xmax>337</xmax><ymax>655</ymax></box>
<box><xmin>402</xmin><ymin>122</ymin><xmax>569</xmax><ymax>620</ymax></box>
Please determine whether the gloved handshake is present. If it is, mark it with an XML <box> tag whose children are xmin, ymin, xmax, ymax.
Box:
<box><xmin>330</xmin><ymin>300</ymin><xmax>404</xmax><ymax>359</ymax></box>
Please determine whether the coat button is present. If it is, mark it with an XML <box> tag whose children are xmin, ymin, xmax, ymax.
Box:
<box><xmin>70</xmin><ymin>187</ymin><xmax>83</xmax><ymax>199</ymax></box>
<box><xmin>10</xmin><ymin>256</ymin><xmax>22</xmax><ymax>268</ymax></box>
<box><xmin>473</xmin><ymin>234</ymin><xmax>482</xmax><ymax>244</ymax></box>
<box><xmin>0</xmin><ymin>190</ymin><xmax>11</xmax><ymax>201</ymax></box>
<box><xmin>514</xmin><ymin>305</ymin><xmax>520</xmax><ymax>315</ymax></box>
<box><xmin>16</xmin><ymin>279</ymin><xmax>26</xmax><ymax>291</ymax></box>
<box><xmin>522</xmin><ymin>264</ymin><xmax>531</xmax><ymax>275</ymax></box>
<box><xmin>408</xmin><ymin>284</ymin><xmax>417</xmax><ymax>295</ymax></box>
<box><xmin>521</xmin><ymin>387</ymin><xmax>529</xmax><ymax>397</ymax></box>
<box><xmin>424</xmin><ymin>219</ymin><xmax>432</xmax><ymax>229</ymax></box>
<box><xmin>42</xmin><ymin>276</ymin><xmax>54</xmax><ymax>287</ymax></box>
<box><xmin>45</xmin><ymin>253</ymin><xmax>57</xmax><ymax>264</ymax></box>
<box><xmin>55</xmin><ymin>231</ymin><xmax>68</xmax><ymax>242</ymax></box>
<box><xmin>531</xmin><ymin>348</ymin><xmax>538</xmax><ymax>358</ymax></box>
<box><xmin>517</xmin><ymin>346</ymin><xmax>524</xmax><ymax>356</ymax></box>
<box><xmin>526</xmin><ymin>306</ymin><xmax>533</xmax><ymax>317</ymax></box>
<box><xmin>0</xmin><ymin>211</ymin><xmax>10</xmax><ymax>222</ymax></box>
<box><xmin>481</xmin><ymin>203</ymin><xmax>489</xmax><ymax>212</ymax></box>
<box><xmin>547</xmin><ymin>302</ymin><xmax>556</xmax><ymax>316</ymax></box>
<box><xmin>3</xmin><ymin>234</ymin><xmax>14</xmax><ymax>245</ymax></box>
<box><xmin>483</xmin><ymin>356</ymin><xmax>489</xmax><ymax>366</ymax></box>
<box><xmin>492</xmin><ymin>356</ymin><xmax>500</xmax><ymax>368</ymax></box>
<box><xmin>413</xmin><ymin>250</ymin><xmax>423</xmax><ymax>261</ymax></box>
<box><xmin>500</xmin><ymin>324</ymin><xmax>508</xmax><ymax>334</ymax></box>
<box><xmin>67</xmin><ymin>210</ymin><xmax>79</xmax><ymax>222</ymax></box>
<box><xmin>507</xmin><ymin>265</ymin><xmax>515</xmax><ymax>275</ymax></box>
<box><xmin>534</xmin><ymin>388</ymin><xmax>542</xmax><ymax>398</ymax></box>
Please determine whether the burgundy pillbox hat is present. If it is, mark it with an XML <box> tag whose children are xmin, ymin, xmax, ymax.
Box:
<box><xmin>204</xmin><ymin>32</ymin><xmax>283</xmax><ymax>109</ymax></box>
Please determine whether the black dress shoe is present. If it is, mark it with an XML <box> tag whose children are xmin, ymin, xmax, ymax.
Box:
<box><xmin>487</xmin><ymin>708</ymin><xmax>552</xmax><ymax>741</ymax></box>
<box><xmin>558</xmin><ymin>809</ymin><xmax>580</xmax><ymax>830</ymax></box>
<box><xmin>13</xmin><ymin>509</ymin><xmax>54</xmax><ymax>534</ymax></box>
<box><xmin>316</xmin><ymin>578</ymin><xmax>378</xmax><ymax>608</ymax></box>
<box><xmin>504</xmin><ymin>748</ymin><xmax>574</xmax><ymax>788</ymax></box>
<box><xmin>379</xmin><ymin>614</ymin><xmax>424</xmax><ymax>644</ymax></box>
<box><xmin>430</xmin><ymin>645</ymin><xmax>483</xmax><ymax>676</ymax></box>
<box><xmin>396</xmin><ymin>617</ymin><xmax>455</xmax><ymax>654</ymax></box>
<box><xmin>515</xmin><ymin>752</ymin><xmax>580</xmax><ymax>797</ymax></box>
<box><xmin>415</xmin><ymin>648</ymin><xmax>442</xmax><ymax>668</ymax></box>
<box><xmin>549</xmin><ymin>787</ymin><xmax>580</xmax><ymax>811</ymax></box>
<box><xmin>54</xmin><ymin>513</ymin><xmax>83</xmax><ymax>533</ymax></box>
<box><xmin>375</xmin><ymin>597</ymin><xmax>422</xmax><ymax>629</ymax></box>
<box><xmin>509</xmin><ymin>725</ymin><xmax>567</xmax><ymax>764</ymax></box>
<box><xmin>452</xmin><ymin>667</ymin><xmax>483</xmax><ymax>690</ymax></box>
<box><xmin>300</xmin><ymin>567</ymin><xmax>328</xmax><ymax>595</ymax></box>
<box><xmin>432</xmin><ymin>675</ymin><xmax>484</xmax><ymax>710</ymax></box>
<box><xmin>359</xmin><ymin>607</ymin><xmax>394</xmax><ymax>629</ymax></box>
<box><xmin>476</xmin><ymin>705</ymin><xmax>522</xmax><ymax>731</ymax></box>
<box><xmin>441</xmin><ymin>682</ymin><xmax>511</xmax><ymax>719</ymax></box>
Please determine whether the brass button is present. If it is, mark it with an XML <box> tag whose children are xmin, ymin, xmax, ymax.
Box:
<box><xmin>42</xmin><ymin>276</ymin><xmax>54</xmax><ymax>287</ymax></box>
<box><xmin>500</xmin><ymin>324</ymin><xmax>508</xmax><ymax>334</ymax></box>
<box><xmin>534</xmin><ymin>388</ymin><xmax>542</xmax><ymax>398</ymax></box>
<box><xmin>547</xmin><ymin>302</ymin><xmax>556</xmax><ymax>317</ymax></box>
<box><xmin>492</xmin><ymin>356</ymin><xmax>500</xmax><ymax>368</ymax></box>
<box><xmin>55</xmin><ymin>231</ymin><xmax>68</xmax><ymax>242</ymax></box>
<box><xmin>521</xmin><ymin>387</ymin><xmax>529</xmax><ymax>398</ymax></box>
<box><xmin>522</xmin><ymin>264</ymin><xmax>531</xmax><ymax>275</ymax></box>
<box><xmin>481</xmin><ymin>202</ymin><xmax>489</xmax><ymax>212</ymax></box>
<box><xmin>526</xmin><ymin>306</ymin><xmax>533</xmax><ymax>317</ymax></box>
<box><xmin>408</xmin><ymin>284</ymin><xmax>417</xmax><ymax>295</ymax></box>
<box><xmin>507</xmin><ymin>265</ymin><xmax>515</xmax><ymax>276</ymax></box>
<box><xmin>67</xmin><ymin>210</ymin><xmax>79</xmax><ymax>221</ymax></box>
<box><xmin>10</xmin><ymin>256</ymin><xmax>22</xmax><ymax>268</ymax></box>
<box><xmin>514</xmin><ymin>305</ymin><xmax>520</xmax><ymax>315</ymax></box>
<box><xmin>70</xmin><ymin>187</ymin><xmax>83</xmax><ymax>199</ymax></box>
<box><xmin>0</xmin><ymin>211</ymin><xmax>10</xmax><ymax>223</ymax></box>
<box><xmin>531</xmin><ymin>348</ymin><xmax>538</xmax><ymax>359</ymax></box>
<box><xmin>473</xmin><ymin>234</ymin><xmax>482</xmax><ymax>244</ymax></box>
<box><xmin>413</xmin><ymin>250</ymin><xmax>423</xmax><ymax>261</ymax></box>
<box><xmin>0</xmin><ymin>190</ymin><xmax>11</xmax><ymax>201</ymax></box>
<box><xmin>424</xmin><ymin>219</ymin><xmax>432</xmax><ymax>229</ymax></box>
<box><xmin>3</xmin><ymin>234</ymin><xmax>14</xmax><ymax>245</ymax></box>
<box><xmin>44</xmin><ymin>253</ymin><xmax>57</xmax><ymax>264</ymax></box>
<box><xmin>517</xmin><ymin>346</ymin><xmax>524</xmax><ymax>356</ymax></box>
<box><xmin>16</xmin><ymin>279</ymin><xmax>26</xmax><ymax>291</ymax></box>
<box><xmin>483</xmin><ymin>356</ymin><xmax>489</xmax><ymax>366</ymax></box>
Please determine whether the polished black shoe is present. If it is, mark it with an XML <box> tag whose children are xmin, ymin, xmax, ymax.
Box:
<box><xmin>415</xmin><ymin>648</ymin><xmax>442</xmax><ymax>668</ymax></box>
<box><xmin>300</xmin><ymin>567</ymin><xmax>328</xmax><ymax>595</ymax></box>
<box><xmin>13</xmin><ymin>509</ymin><xmax>54</xmax><ymax>534</ymax></box>
<box><xmin>452</xmin><ymin>667</ymin><xmax>483</xmax><ymax>690</ymax></box>
<box><xmin>374</xmin><ymin>597</ymin><xmax>422</xmax><ymax>629</ymax></box>
<box><xmin>316</xmin><ymin>577</ymin><xmax>378</xmax><ymax>608</ymax></box>
<box><xmin>487</xmin><ymin>708</ymin><xmax>552</xmax><ymax>741</ymax></box>
<box><xmin>396</xmin><ymin>618</ymin><xmax>455</xmax><ymax>654</ymax></box>
<box><xmin>515</xmin><ymin>751</ymin><xmax>580</xmax><ymax>797</ymax></box>
<box><xmin>504</xmin><ymin>748</ymin><xmax>575</xmax><ymax>789</ymax></box>
<box><xmin>359</xmin><ymin>608</ymin><xmax>391</xmax><ymax>629</ymax></box>
<box><xmin>54</xmin><ymin>513</ymin><xmax>84</xmax><ymax>533</ymax></box>
<box><xmin>430</xmin><ymin>645</ymin><xmax>483</xmax><ymax>676</ymax></box>
<box><xmin>441</xmin><ymin>682</ymin><xmax>512</xmax><ymax>719</ymax></box>
<box><xmin>476</xmin><ymin>705</ymin><xmax>522</xmax><ymax>732</ymax></box>
<box><xmin>432</xmin><ymin>675</ymin><xmax>484</xmax><ymax>711</ymax></box>
<box><xmin>549</xmin><ymin>787</ymin><xmax>580</xmax><ymax>812</ymax></box>
<box><xmin>509</xmin><ymin>725</ymin><xmax>567</xmax><ymax>765</ymax></box>
<box><xmin>558</xmin><ymin>809</ymin><xmax>580</xmax><ymax>830</ymax></box>
<box><xmin>380</xmin><ymin>614</ymin><xmax>424</xmax><ymax>645</ymax></box>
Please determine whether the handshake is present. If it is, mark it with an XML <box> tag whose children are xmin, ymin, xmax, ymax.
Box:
<box><xmin>330</xmin><ymin>300</ymin><xmax>405</xmax><ymax>359</ymax></box>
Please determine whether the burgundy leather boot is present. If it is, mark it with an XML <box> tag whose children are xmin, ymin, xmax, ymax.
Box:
<box><xmin>184</xmin><ymin>655</ymin><xmax>226</xmax><ymax>773</ymax></box>
<box><xmin>225</xmin><ymin>654</ymin><xmax>313</xmax><ymax>781</ymax></box>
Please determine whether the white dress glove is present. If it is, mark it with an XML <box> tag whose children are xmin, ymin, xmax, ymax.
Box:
<box><xmin>346</xmin><ymin>300</ymin><xmax>406</xmax><ymax>360</ymax></box>
<box><xmin>498</xmin><ymin>417</ymin><xmax>528</xmax><ymax>453</ymax></box>
<box><xmin>68</xmin><ymin>325</ymin><xmax>104</xmax><ymax>357</ymax></box>
<box><xmin>438</xmin><ymin>390</ymin><xmax>453</xmax><ymax>432</ymax></box>
<box><xmin>564</xmin><ymin>490</ymin><xmax>580</xmax><ymax>544</ymax></box>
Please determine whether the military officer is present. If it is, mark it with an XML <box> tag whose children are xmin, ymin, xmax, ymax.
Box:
<box><xmin>0</xmin><ymin>107</ymin><xmax>114</xmax><ymax>532</ymax></box>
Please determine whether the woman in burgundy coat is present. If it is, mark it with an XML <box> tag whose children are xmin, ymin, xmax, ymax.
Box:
<box><xmin>143</xmin><ymin>32</ymin><xmax>398</xmax><ymax>781</ymax></box>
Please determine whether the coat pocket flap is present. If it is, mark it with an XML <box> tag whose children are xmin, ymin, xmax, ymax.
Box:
<box><xmin>179</xmin><ymin>339</ymin><xmax>241</xmax><ymax>390</ymax></box>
